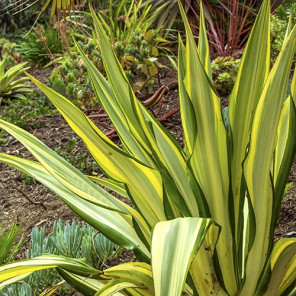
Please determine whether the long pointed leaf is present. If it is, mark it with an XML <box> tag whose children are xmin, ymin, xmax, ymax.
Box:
<box><xmin>83</xmin><ymin>14</ymin><xmax>200</xmax><ymax>218</ymax></box>
<box><xmin>178</xmin><ymin>3</ymin><xmax>235</xmax><ymax>293</ymax></box>
<box><xmin>88</xmin><ymin>176</ymin><xmax>128</xmax><ymax>198</ymax></box>
<box><xmin>25</xmin><ymin>76</ymin><xmax>165</xmax><ymax>227</ymax></box>
<box><xmin>90</xmin><ymin>6</ymin><xmax>153</xmax><ymax>154</ymax></box>
<box><xmin>228</xmin><ymin>0</ymin><xmax>270</xmax><ymax>260</ymax></box>
<box><xmin>95</xmin><ymin>279</ymin><xmax>138</xmax><ymax>296</ymax></box>
<box><xmin>75</xmin><ymin>41</ymin><xmax>153</xmax><ymax>167</ymax></box>
<box><xmin>273</xmin><ymin>98</ymin><xmax>296</xmax><ymax>220</ymax></box>
<box><xmin>263</xmin><ymin>239</ymin><xmax>296</xmax><ymax>296</ymax></box>
<box><xmin>178</xmin><ymin>36</ymin><xmax>196</xmax><ymax>157</ymax></box>
<box><xmin>242</xmin><ymin>24</ymin><xmax>296</xmax><ymax>295</ymax></box>
<box><xmin>0</xmin><ymin>154</ymin><xmax>150</xmax><ymax>257</ymax></box>
<box><xmin>57</xmin><ymin>269</ymin><xmax>124</xmax><ymax>296</ymax></box>
<box><xmin>197</xmin><ymin>2</ymin><xmax>212</xmax><ymax>78</ymax></box>
<box><xmin>0</xmin><ymin>119</ymin><xmax>128</xmax><ymax>214</ymax></box>
<box><xmin>0</xmin><ymin>255</ymin><xmax>98</xmax><ymax>289</ymax></box>
<box><xmin>100</xmin><ymin>262</ymin><xmax>154</xmax><ymax>295</ymax></box>
<box><xmin>151</xmin><ymin>217</ymin><xmax>218</xmax><ymax>296</ymax></box>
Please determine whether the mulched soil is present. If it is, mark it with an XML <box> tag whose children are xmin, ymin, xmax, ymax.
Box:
<box><xmin>0</xmin><ymin>64</ymin><xmax>295</xmax><ymax>265</ymax></box>
<box><xmin>0</xmin><ymin>114</ymin><xmax>82</xmax><ymax>250</ymax></box>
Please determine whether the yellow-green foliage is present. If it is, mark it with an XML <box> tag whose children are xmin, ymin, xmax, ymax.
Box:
<box><xmin>0</xmin><ymin>1</ymin><xmax>296</xmax><ymax>295</ymax></box>
<box><xmin>0</xmin><ymin>58</ymin><xmax>32</xmax><ymax>103</ymax></box>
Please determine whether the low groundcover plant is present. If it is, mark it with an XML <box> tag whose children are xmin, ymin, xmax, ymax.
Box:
<box><xmin>0</xmin><ymin>0</ymin><xmax>295</xmax><ymax>295</ymax></box>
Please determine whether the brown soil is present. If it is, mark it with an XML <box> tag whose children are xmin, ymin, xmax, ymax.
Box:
<box><xmin>0</xmin><ymin>65</ymin><xmax>295</xmax><ymax>264</ymax></box>
<box><xmin>0</xmin><ymin>114</ymin><xmax>81</xmax><ymax>244</ymax></box>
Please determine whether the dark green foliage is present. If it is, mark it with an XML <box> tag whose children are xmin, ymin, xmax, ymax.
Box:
<box><xmin>271</xmin><ymin>3</ymin><xmax>296</xmax><ymax>62</ymax></box>
<box><xmin>54</xmin><ymin>138</ymin><xmax>97</xmax><ymax>175</ymax></box>
<box><xmin>0</xmin><ymin>93</ymin><xmax>54</xmax><ymax>129</ymax></box>
<box><xmin>21</xmin><ymin>173</ymin><xmax>35</xmax><ymax>185</ymax></box>
<box><xmin>0</xmin><ymin>0</ymin><xmax>49</xmax><ymax>35</ymax></box>
<box><xmin>48</xmin><ymin>58</ymin><xmax>95</xmax><ymax>108</ymax></box>
<box><xmin>0</xmin><ymin>220</ymin><xmax>23</xmax><ymax>265</ymax></box>
<box><xmin>17</xmin><ymin>27</ymin><xmax>63</xmax><ymax>67</ymax></box>
<box><xmin>273</xmin><ymin>1</ymin><xmax>296</xmax><ymax>23</ymax></box>
<box><xmin>270</xmin><ymin>14</ymin><xmax>287</xmax><ymax>61</ymax></box>
<box><xmin>0</xmin><ymin>93</ymin><xmax>55</xmax><ymax>146</ymax></box>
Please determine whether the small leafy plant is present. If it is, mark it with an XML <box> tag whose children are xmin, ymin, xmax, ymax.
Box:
<box><xmin>49</xmin><ymin>57</ymin><xmax>96</xmax><ymax>109</ymax></box>
<box><xmin>211</xmin><ymin>56</ymin><xmax>241</xmax><ymax>97</ymax></box>
<box><xmin>0</xmin><ymin>92</ymin><xmax>54</xmax><ymax>146</ymax></box>
<box><xmin>0</xmin><ymin>220</ymin><xmax>23</xmax><ymax>265</ymax></box>
<box><xmin>271</xmin><ymin>14</ymin><xmax>289</xmax><ymax>62</ymax></box>
<box><xmin>94</xmin><ymin>0</ymin><xmax>166</xmax><ymax>91</ymax></box>
<box><xmin>54</xmin><ymin>138</ymin><xmax>97</xmax><ymax>175</ymax></box>
<box><xmin>0</xmin><ymin>39</ymin><xmax>20</xmax><ymax>67</ymax></box>
<box><xmin>271</xmin><ymin>3</ymin><xmax>296</xmax><ymax>63</ymax></box>
<box><xmin>114</xmin><ymin>29</ymin><xmax>161</xmax><ymax>91</ymax></box>
<box><xmin>17</xmin><ymin>27</ymin><xmax>63</xmax><ymax>68</ymax></box>
<box><xmin>22</xmin><ymin>225</ymin><xmax>67</xmax><ymax>296</ymax></box>
<box><xmin>274</xmin><ymin>1</ymin><xmax>296</xmax><ymax>24</ymax></box>
<box><xmin>0</xmin><ymin>93</ymin><xmax>53</xmax><ymax>128</ymax></box>
<box><xmin>49</xmin><ymin>220</ymin><xmax>120</xmax><ymax>268</ymax></box>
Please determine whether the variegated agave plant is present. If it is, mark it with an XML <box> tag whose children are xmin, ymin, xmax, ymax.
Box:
<box><xmin>0</xmin><ymin>0</ymin><xmax>296</xmax><ymax>295</ymax></box>
<box><xmin>0</xmin><ymin>58</ymin><xmax>32</xmax><ymax>103</ymax></box>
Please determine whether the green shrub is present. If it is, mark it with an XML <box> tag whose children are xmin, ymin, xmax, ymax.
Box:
<box><xmin>0</xmin><ymin>39</ymin><xmax>20</xmax><ymax>68</ymax></box>
<box><xmin>1</xmin><ymin>94</ymin><xmax>52</xmax><ymax>129</ymax></box>
<box><xmin>271</xmin><ymin>14</ymin><xmax>288</xmax><ymax>61</ymax></box>
<box><xmin>0</xmin><ymin>92</ymin><xmax>54</xmax><ymax>146</ymax></box>
<box><xmin>274</xmin><ymin>1</ymin><xmax>296</xmax><ymax>23</ymax></box>
<box><xmin>17</xmin><ymin>27</ymin><xmax>63</xmax><ymax>68</ymax></box>
<box><xmin>271</xmin><ymin>3</ymin><xmax>296</xmax><ymax>62</ymax></box>
<box><xmin>93</xmin><ymin>0</ymin><xmax>166</xmax><ymax>91</ymax></box>
<box><xmin>211</xmin><ymin>56</ymin><xmax>241</xmax><ymax>97</ymax></box>
<box><xmin>114</xmin><ymin>29</ymin><xmax>161</xmax><ymax>91</ymax></box>
<box><xmin>48</xmin><ymin>58</ymin><xmax>95</xmax><ymax>109</ymax></box>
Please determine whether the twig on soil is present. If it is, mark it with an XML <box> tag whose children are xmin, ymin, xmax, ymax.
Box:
<box><xmin>35</xmin><ymin>219</ymin><xmax>47</xmax><ymax>227</ymax></box>
<box><xmin>27</xmin><ymin>113</ymin><xmax>56</xmax><ymax>122</ymax></box>
<box><xmin>15</xmin><ymin>187</ymin><xmax>47</xmax><ymax>210</ymax></box>
<box><xmin>158</xmin><ymin>108</ymin><xmax>180</xmax><ymax>122</ymax></box>
<box><xmin>3</xmin><ymin>176</ymin><xmax>47</xmax><ymax>210</ymax></box>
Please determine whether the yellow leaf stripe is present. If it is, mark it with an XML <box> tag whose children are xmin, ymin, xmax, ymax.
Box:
<box><xmin>0</xmin><ymin>154</ymin><xmax>150</xmax><ymax>256</ymax></box>
<box><xmin>28</xmin><ymin>75</ymin><xmax>165</xmax><ymax>228</ymax></box>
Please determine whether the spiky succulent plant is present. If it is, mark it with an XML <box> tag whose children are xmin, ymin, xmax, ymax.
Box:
<box><xmin>0</xmin><ymin>58</ymin><xmax>32</xmax><ymax>103</ymax></box>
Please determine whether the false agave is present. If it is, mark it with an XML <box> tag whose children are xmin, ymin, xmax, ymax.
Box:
<box><xmin>0</xmin><ymin>0</ymin><xmax>295</xmax><ymax>295</ymax></box>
